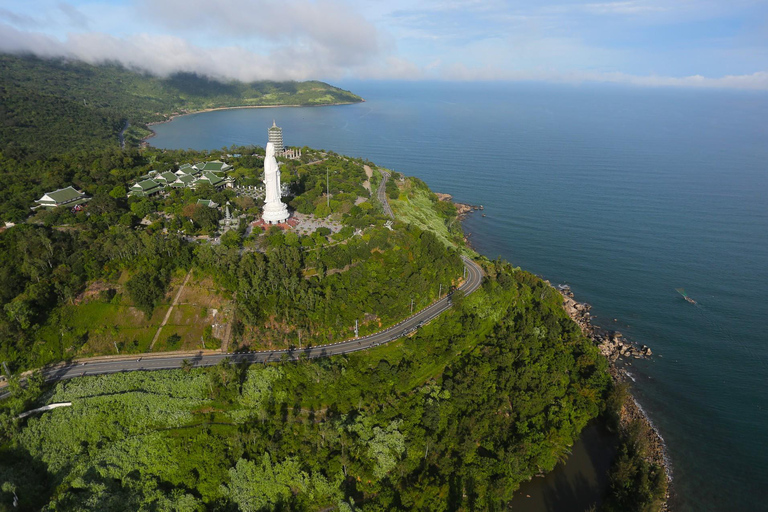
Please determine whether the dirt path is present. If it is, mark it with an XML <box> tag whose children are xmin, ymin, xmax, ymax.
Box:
<box><xmin>219</xmin><ymin>303</ymin><xmax>235</xmax><ymax>353</ymax></box>
<box><xmin>149</xmin><ymin>269</ymin><xmax>193</xmax><ymax>350</ymax></box>
<box><xmin>363</xmin><ymin>164</ymin><xmax>373</xmax><ymax>194</ymax></box>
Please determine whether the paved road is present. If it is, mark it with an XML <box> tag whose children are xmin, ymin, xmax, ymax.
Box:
<box><xmin>377</xmin><ymin>169</ymin><xmax>394</xmax><ymax>219</ymax></box>
<box><xmin>34</xmin><ymin>256</ymin><xmax>483</xmax><ymax>385</ymax></box>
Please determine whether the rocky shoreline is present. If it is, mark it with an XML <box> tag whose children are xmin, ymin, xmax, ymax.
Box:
<box><xmin>558</xmin><ymin>285</ymin><xmax>672</xmax><ymax>507</ymax></box>
<box><xmin>434</xmin><ymin>193</ymin><xmax>483</xmax><ymax>220</ymax></box>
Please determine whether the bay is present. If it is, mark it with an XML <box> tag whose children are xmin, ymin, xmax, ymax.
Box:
<box><xmin>150</xmin><ymin>81</ymin><xmax>768</xmax><ymax>511</ymax></box>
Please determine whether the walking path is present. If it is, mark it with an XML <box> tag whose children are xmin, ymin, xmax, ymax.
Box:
<box><xmin>148</xmin><ymin>269</ymin><xmax>193</xmax><ymax>350</ymax></box>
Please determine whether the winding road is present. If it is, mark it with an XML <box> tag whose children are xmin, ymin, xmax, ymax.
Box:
<box><xmin>377</xmin><ymin>169</ymin><xmax>394</xmax><ymax>219</ymax></box>
<box><xmin>35</xmin><ymin>256</ymin><xmax>482</xmax><ymax>385</ymax></box>
<box><xmin>3</xmin><ymin>167</ymin><xmax>484</xmax><ymax>392</ymax></box>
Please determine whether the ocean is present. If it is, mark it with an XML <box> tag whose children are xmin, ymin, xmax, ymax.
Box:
<box><xmin>149</xmin><ymin>81</ymin><xmax>768</xmax><ymax>511</ymax></box>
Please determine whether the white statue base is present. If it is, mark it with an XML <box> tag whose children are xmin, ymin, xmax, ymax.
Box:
<box><xmin>262</xmin><ymin>202</ymin><xmax>289</xmax><ymax>224</ymax></box>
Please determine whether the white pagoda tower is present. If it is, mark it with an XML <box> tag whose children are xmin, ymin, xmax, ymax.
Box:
<box><xmin>268</xmin><ymin>120</ymin><xmax>284</xmax><ymax>153</ymax></box>
<box><xmin>261</xmin><ymin>142</ymin><xmax>289</xmax><ymax>224</ymax></box>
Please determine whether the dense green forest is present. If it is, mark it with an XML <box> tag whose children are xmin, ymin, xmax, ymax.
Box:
<box><xmin>0</xmin><ymin>57</ymin><xmax>667</xmax><ymax>510</ymax></box>
<box><xmin>0</xmin><ymin>53</ymin><xmax>362</xmax><ymax>159</ymax></box>
<box><xmin>0</xmin><ymin>142</ymin><xmax>667</xmax><ymax>510</ymax></box>
<box><xmin>0</xmin><ymin>259</ymin><xmax>612</xmax><ymax>511</ymax></box>
<box><xmin>0</xmin><ymin>144</ymin><xmax>462</xmax><ymax>370</ymax></box>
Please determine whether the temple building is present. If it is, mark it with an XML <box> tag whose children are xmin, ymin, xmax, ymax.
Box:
<box><xmin>129</xmin><ymin>179</ymin><xmax>163</xmax><ymax>197</ymax></box>
<box><xmin>127</xmin><ymin>160</ymin><xmax>233</xmax><ymax>195</ymax></box>
<box><xmin>33</xmin><ymin>186</ymin><xmax>90</xmax><ymax>210</ymax></box>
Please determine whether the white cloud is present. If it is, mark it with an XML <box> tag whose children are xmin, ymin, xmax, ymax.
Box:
<box><xmin>2</xmin><ymin>20</ymin><xmax>765</xmax><ymax>90</ymax></box>
<box><xmin>435</xmin><ymin>65</ymin><xmax>768</xmax><ymax>90</ymax></box>
<box><xmin>589</xmin><ymin>70</ymin><xmax>768</xmax><ymax>90</ymax></box>
<box><xmin>0</xmin><ymin>20</ymin><xmax>387</xmax><ymax>81</ymax></box>
<box><xmin>0</xmin><ymin>1</ymin><xmax>766</xmax><ymax>89</ymax></box>
<box><xmin>138</xmin><ymin>0</ymin><xmax>382</xmax><ymax>68</ymax></box>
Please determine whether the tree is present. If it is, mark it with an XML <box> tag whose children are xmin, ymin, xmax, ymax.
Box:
<box><xmin>220</xmin><ymin>230</ymin><xmax>242</xmax><ymax>248</ymax></box>
<box><xmin>109</xmin><ymin>185</ymin><xmax>126</xmax><ymax>199</ymax></box>
<box><xmin>166</xmin><ymin>333</ymin><xmax>182</xmax><ymax>349</ymax></box>
<box><xmin>126</xmin><ymin>270</ymin><xmax>166</xmax><ymax>316</ymax></box>
<box><xmin>191</xmin><ymin>205</ymin><xmax>221</xmax><ymax>233</ymax></box>
<box><xmin>221</xmin><ymin>455</ymin><xmax>309</xmax><ymax>511</ymax></box>
<box><xmin>130</xmin><ymin>199</ymin><xmax>155</xmax><ymax>219</ymax></box>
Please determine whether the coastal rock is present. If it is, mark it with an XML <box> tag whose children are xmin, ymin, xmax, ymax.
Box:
<box><xmin>558</xmin><ymin>285</ymin><xmax>670</xmax><ymax>506</ymax></box>
<box><xmin>436</xmin><ymin>192</ymin><xmax>479</xmax><ymax>220</ymax></box>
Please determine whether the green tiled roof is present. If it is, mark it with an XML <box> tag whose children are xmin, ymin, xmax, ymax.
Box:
<box><xmin>199</xmin><ymin>171</ymin><xmax>225</xmax><ymax>186</ymax></box>
<box><xmin>176</xmin><ymin>167</ymin><xmax>199</xmax><ymax>176</ymax></box>
<box><xmin>197</xmin><ymin>199</ymin><xmax>219</xmax><ymax>208</ymax></box>
<box><xmin>37</xmin><ymin>186</ymin><xmax>85</xmax><ymax>205</ymax></box>
<box><xmin>177</xmin><ymin>175</ymin><xmax>196</xmax><ymax>184</ymax></box>
<box><xmin>156</xmin><ymin>171</ymin><xmax>178</xmax><ymax>183</ymax></box>
<box><xmin>199</xmin><ymin>161</ymin><xmax>231</xmax><ymax>172</ymax></box>
<box><xmin>132</xmin><ymin>179</ymin><xmax>161</xmax><ymax>191</ymax></box>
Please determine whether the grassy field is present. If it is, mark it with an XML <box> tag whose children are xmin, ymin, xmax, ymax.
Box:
<box><xmin>388</xmin><ymin>177</ymin><xmax>467</xmax><ymax>251</ymax></box>
<box><xmin>34</xmin><ymin>271</ymin><xmax>232</xmax><ymax>358</ymax></box>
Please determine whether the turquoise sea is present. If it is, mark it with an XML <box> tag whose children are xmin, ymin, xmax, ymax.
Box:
<box><xmin>149</xmin><ymin>81</ymin><xmax>768</xmax><ymax>511</ymax></box>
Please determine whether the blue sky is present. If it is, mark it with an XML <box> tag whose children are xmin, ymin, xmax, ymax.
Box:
<box><xmin>1</xmin><ymin>0</ymin><xmax>766</xmax><ymax>88</ymax></box>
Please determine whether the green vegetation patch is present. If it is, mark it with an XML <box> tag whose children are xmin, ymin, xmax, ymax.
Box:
<box><xmin>389</xmin><ymin>175</ymin><xmax>465</xmax><ymax>249</ymax></box>
<box><xmin>1</xmin><ymin>261</ymin><xmax>610</xmax><ymax>511</ymax></box>
<box><xmin>0</xmin><ymin>54</ymin><xmax>362</xmax><ymax>159</ymax></box>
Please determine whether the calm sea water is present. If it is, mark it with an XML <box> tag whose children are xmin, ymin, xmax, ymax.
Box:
<box><xmin>150</xmin><ymin>81</ymin><xmax>768</xmax><ymax>511</ymax></box>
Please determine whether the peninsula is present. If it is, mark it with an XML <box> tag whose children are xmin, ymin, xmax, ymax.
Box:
<box><xmin>0</xmin><ymin>142</ymin><xmax>664</xmax><ymax>511</ymax></box>
<box><xmin>0</xmin><ymin>55</ymin><xmax>665</xmax><ymax>511</ymax></box>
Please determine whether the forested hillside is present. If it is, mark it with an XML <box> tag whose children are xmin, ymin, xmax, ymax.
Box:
<box><xmin>0</xmin><ymin>145</ymin><xmax>463</xmax><ymax>371</ymax></box>
<box><xmin>0</xmin><ymin>259</ymin><xmax>610</xmax><ymax>511</ymax></box>
<box><xmin>0</xmin><ymin>53</ymin><xmax>362</xmax><ymax>159</ymax></box>
<box><xmin>0</xmin><ymin>137</ymin><xmax>657</xmax><ymax>509</ymax></box>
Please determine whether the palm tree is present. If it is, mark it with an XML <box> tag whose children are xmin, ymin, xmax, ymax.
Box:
<box><xmin>180</xmin><ymin>359</ymin><xmax>193</xmax><ymax>373</ymax></box>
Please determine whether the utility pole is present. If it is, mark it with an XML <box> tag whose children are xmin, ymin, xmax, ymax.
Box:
<box><xmin>1</xmin><ymin>361</ymin><xmax>10</xmax><ymax>379</ymax></box>
<box><xmin>326</xmin><ymin>168</ymin><xmax>330</xmax><ymax>208</ymax></box>
<box><xmin>113</xmin><ymin>340</ymin><xmax>119</xmax><ymax>354</ymax></box>
<box><xmin>410</xmin><ymin>298</ymin><xmax>414</xmax><ymax>314</ymax></box>
<box><xmin>463</xmin><ymin>266</ymin><xmax>467</xmax><ymax>279</ymax></box>
<box><xmin>354</xmin><ymin>320</ymin><xmax>359</xmax><ymax>338</ymax></box>
<box><xmin>439</xmin><ymin>284</ymin><xmax>442</xmax><ymax>298</ymax></box>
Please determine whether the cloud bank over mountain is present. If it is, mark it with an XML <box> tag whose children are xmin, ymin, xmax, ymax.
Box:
<box><xmin>1</xmin><ymin>0</ymin><xmax>766</xmax><ymax>89</ymax></box>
